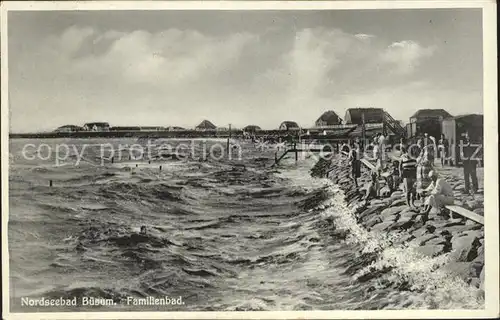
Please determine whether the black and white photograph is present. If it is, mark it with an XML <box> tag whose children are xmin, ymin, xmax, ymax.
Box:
<box><xmin>1</xmin><ymin>1</ymin><xmax>498</xmax><ymax>319</ymax></box>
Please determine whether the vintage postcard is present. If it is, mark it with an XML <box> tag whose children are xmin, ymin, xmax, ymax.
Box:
<box><xmin>1</xmin><ymin>1</ymin><xmax>498</xmax><ymax>319</ymax></box>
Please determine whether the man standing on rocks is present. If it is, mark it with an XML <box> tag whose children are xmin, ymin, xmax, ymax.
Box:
<box><xmin>399</xmin><ymin>147</ymin><xmax>417</xmax><ymax>208</ymax></box>
<box><xmin>419</xmin><ymin>170</ymin><xmax>455</xmax><ymax>215</ymax></box>
<box><xmin>461</xmin><ymin>132</ymin><xmax>479</xmax><ymax>194</ymax></box>
<box><xmin>349</xmin><ymin>143</ymin><xmax>361</xmax><ymax>188</ymax></box>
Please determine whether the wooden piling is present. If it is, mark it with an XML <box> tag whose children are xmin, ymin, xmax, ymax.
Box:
<box><xmin>111</xmin><ymin>157</ymin><xmax>114</xmax><ymax>164</ymax></box>
<box><xmin>159</xmin><ymin>165</ymin><xmax>162</xmax><ymax>171</ymax></box>
<box><xmin>49</xmin><ymin>180</ymin><xmax>53</xmax><ymax>187</ymax></box>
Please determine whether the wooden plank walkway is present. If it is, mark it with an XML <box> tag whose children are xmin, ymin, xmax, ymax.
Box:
<box><xmin>446</xmin><ymin>205</ymin><xmax>484</xmax><ymax>225</ymax></box>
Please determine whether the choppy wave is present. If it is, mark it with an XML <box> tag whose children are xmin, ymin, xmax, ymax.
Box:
<box><xmin>8</xmin><ymin>138</ymin><xmax>483</xmax><ymax>311</ymax></box>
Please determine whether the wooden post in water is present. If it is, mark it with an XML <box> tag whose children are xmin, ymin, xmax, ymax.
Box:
<box><xmin>111</xmin><ymin>157</ymin><xmax>114</xmax><ymax>164</ymax></box>
<box><xmin>226</xmin><ymin>123</ymin><xmax>231</xmax><ymax>156</ymax></box>
<box><xmin>49</xmin><ymin>180</ymin><xmax>53</xmax><ymax>187</ymax></box>
<box><xmin>159</xmin><ymin>165</ymin><xmax>162</xmax><ymax>171</ymax></box>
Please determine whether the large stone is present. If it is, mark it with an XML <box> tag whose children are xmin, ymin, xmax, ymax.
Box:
<box><xmin>358</xmin><ymin>205</ymin><xmax>385</xmax><ymax>220</ymax></box>
<box><xmin>450</xmin><ymin>234</ymin><xmax>481</xmax><ymax>262</ymax></box>
<box><xmin>415</xmin><ymin>244</ymin><xmax>445</xmax><ymax>257</ymax></box>
<box><xmin>473</xmin><ymin>208</ymin><xmax>484</xmax><ymax>216</ymax></box>
<box><xmin>424</xmin><ymin>237</ymin><xmax>447</xmax><ymax>247</ymax></box>
<box><xmin>466</xmin><ymin>200</ymin><xmax>482</xmax><ymax>210</ymax></box>
<box><xmin>365</xmin><ymin>216</ymin><xmax>383</xmax><ymax>228</ymax></box>
<box><xmin>458</xmin><ymin>229</ymin><xmax>484</xmax><ymax>240</ymax></box>
<box><xmin>370</xmin><ymin>199</ymin><xmax>391</xmax><ymax>206</ymax></box>
<box><xmin>444</xmin><ymin>262</ymin><xmax>474</xmax><ymax>281</ymax></box>
<box><xmin>414</xmin><ymin>234</ymin><xmax>439</xmax><ymax>246</ymax></box>
<box><xmin>380</xmin><ymin>205</ymin><xmax>407</xmax><ymax>218</ymax></box>
<box><xmin>390</xmin><ymin>216</ymin><xmax>415</xmax><ymax>231</ymax></box>
<box><xmin>370</xmin><ymin>221</ymin><xmax>394</xmax><ymax>232</ymax></box>
<box><xmin>389</xmin><ymin>198</ymin><xmax>407</xmax><ymax>208</ymax></box>
<box><xmin>470</xmin><ymin>260</ymin><xmax>484</xmax><ymax>278</ymax></box>
<box><xmin>443</xmin><ymin>218</ymin><xmax>466</xmax><ymax>227</ymax></box>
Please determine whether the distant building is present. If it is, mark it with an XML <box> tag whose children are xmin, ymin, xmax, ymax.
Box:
<box><xmin>407</xmin><ymin>109</ymin><xmax>453</xmax><ymax>138</ymax></box>
<box><xmin>110</xmin><ymin>126</ymin><xmax>141</xmax><ymax>131</ymax></box>
<box><xmin>442</xmin><ymin>114</ymin><xmax>483</xmax><ymax>165</ymax></box>
<box><xmin>315</xmin><ymin>110</ymin><xmax>343</xmax><ymax>127</ymax></box>
<box><xmin>279</xmin><ymin>121</ymin><xmax>300</xmax><ymax>131</ymax></box>
<box><xmin>243</xmin><ymin>125</ymin><xmax>261</xmax><ymax>132</ymax></box>
<box><xmin>195</xmin><ymin>120</ymin><xmax>217</xmax><ymax>131</ymax></box>
<box><xmin>54</xmin><ymin>125</ymin><xmax>84</xmax><ymax>133</ymax></box>
<box><xmin>140</xmin><ymin>126</ymin><xmax>164</xmax><ymax>131</ymax></box>
<box><xmin>344</xmin><ymin>108</ymin><xmax>384</xmax><ymax>125</ymax></box>
<box><xmin>84</xmin><ymin>122</ymin><xmax>110</xmax><ymax>132</ymax></box>
<box><xmin>166</xmin><ymin>126</ymin><xmax>185</xmax><ymax>131</ymax></box>
<box><xmin>217</xmin><ymin>127</ymin><xmax>229</xmax><ymax>132</ymax></box>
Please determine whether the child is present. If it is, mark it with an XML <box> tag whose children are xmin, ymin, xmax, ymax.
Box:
<box><xmin>386</xmin><ymin>160</ymin><xmax>401</xmax><ymax>193</ymax></box>
<box><xmin>364</xmin><ymin>171</ymin><xmax>380</xmax><ymax>202</ymax></box>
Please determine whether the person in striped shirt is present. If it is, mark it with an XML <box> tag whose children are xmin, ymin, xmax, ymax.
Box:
<box><xmin>399</xmin><ymin>147</ymin><xmax>418</xmax><ymax>208</ymax></box>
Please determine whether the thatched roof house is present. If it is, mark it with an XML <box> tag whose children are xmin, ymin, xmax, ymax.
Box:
<box><xmin>243</xmin><ymin>125</ymin><xmax>261</xmax><ymax>132</ymax></box>
<box><xmin>315</xmin><ymin>110</ymin><xmax>343</xmax><ymax>127</ymax></box>
<box><xmin>279</xmin><ymin>121</ymin><xmax>300</xmax><ymax>131</ymax></box>
<box><xmin>410</xmin><ymin>109</ymin><xmax>453</xmax><ymax>122</ymax></box>
<box><xmin>54</xmin><ymin>125</ymin><xmax>84</xmax><ymax>133</ymax></box>
<box><xmin>83</xmin><ymin>122</ymin><xmax>110</xmax><ymax>131</ymax></box>
<box><xmin>166</xmin><ymin>126</ymin><xmax>185</xmax><ymax>131</ymax></box>
<box><xmin>195</xmin><ymin>120</ymin><xmax>217</xmax><ymax>130</ymax></box>
<box><xmin>344</xmin><ymin>108</ymin><xmax>384</xmax><ymax>124</ymax></box>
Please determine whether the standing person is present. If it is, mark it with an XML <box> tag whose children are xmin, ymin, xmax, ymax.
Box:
<box><xmin>423</xmin><ymin>133</ymin><xmax>430</xmax><ymax>148</ymax></box>
<box><xmin>438</xmin><ymin>133</ymin><xmax>449</xmax><ymax>167</ymax></box>
<box><xmin>378</xmin><ymin>132</ymin><xmax>386</xmax><ymax>146</ymax></box>
<box><xmin>416</xmin><ymin>148</ymin><xmax>434</xmax><ymax>194</ymax></box>
<box><xmin>417</xmin><ymin>136</ymin><xmax>424</xmax><ymax>153</ymax></box>
<box><xmin>399</xmin><ymin>147</ymin><xmax>418</xmax><ymax>208</ymax></box>
<box><xmin>349</xmin><ymin>144</ymin><xmax>361</xmax><ymax>188</ymax></box>
<box><xmin>398</xmin><ymin>137</ymin><xmax>406</xmax><ymax>154</ymax></box>
<box><xmin>461</xmin><ymin>132</ymin><xmax>479</xmax><ymax>194</ymax></box>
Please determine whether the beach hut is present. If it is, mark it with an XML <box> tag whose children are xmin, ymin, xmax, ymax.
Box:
<box><xmin>243</xmin><ymin>125</ymin><xmax>261</xmax><ymax>133</ymax></box>
<box><xmin>166</xmin><ymin>126</ymin><xmax>185</xmax><ymax>131</ymax></box>
<box><xmin>442</xmin><ymin>114</ymin><xmax>483</xmax><ymax>165</ymax></box>
<box><xmin>84</xmin><ymin>122</ymin><xmax>110</xmax><ymax>132</ymax></box>
<box><xmin>344</xmin><ymin>108</ymin><xmax>385</xmax><ymax>125</ymax></box>
<box><xmin>407</xmin><ymin>109</ymin><xmax>453</xmax><ymax>138</ymax></box>
<box><xmin>279</xmin><ymin>121</ymin><xmax>300</xmax><ymax>131</ymax></box>
<box><xmin>315</xmin><ymin>110</ymin><xmax>343</xmax><ymax>127</ymax></box>
<box><xmin>54</xmin><ymin>125</ymin><xmax>84</xmax><ymax>133</ymax></box>
<box><xmin>195</xmin><ymin>120</ymin><xmax>217</xmax><ymax>131</ymax></box>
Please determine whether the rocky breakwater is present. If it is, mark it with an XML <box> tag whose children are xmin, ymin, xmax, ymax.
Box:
<box><xmin>310</xmin><ymin>155</ymin><xmax>485</xmax><ymax>306</ymax></box>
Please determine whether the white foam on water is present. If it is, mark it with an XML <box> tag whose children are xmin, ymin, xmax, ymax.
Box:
<box><xmin>315</xmin><ymin>180</ymin><xmax>484</xmax><ymax>309</ymax></box>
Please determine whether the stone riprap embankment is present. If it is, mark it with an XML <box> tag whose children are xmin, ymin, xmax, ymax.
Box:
<box><xmin>311</xmin><ymin>155</ymin><xmax>485</xmax><ymax>294</ymax></box>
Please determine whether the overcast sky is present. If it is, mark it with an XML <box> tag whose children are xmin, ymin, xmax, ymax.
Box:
<box><xmin>8</xmin><ymin>9</ymin><xmax>483</xmax><ymax>132</ymax></box>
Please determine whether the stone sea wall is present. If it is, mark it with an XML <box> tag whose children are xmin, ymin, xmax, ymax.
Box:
<box><xmin>310</xmin><ymin>155</ymin><xmax>485</xmax><ymax>293</ymax></box>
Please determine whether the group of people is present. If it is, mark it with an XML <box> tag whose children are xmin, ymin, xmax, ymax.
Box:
<box><xmin>348</xmin><ymin>131</ymin><xmax>481</xmax><ymax>216</ymax></box>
